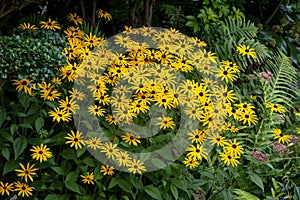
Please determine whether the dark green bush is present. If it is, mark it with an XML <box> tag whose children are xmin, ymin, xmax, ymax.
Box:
<box><xmin>0</xmin><ymin>29</ymin><xmax>66</xmax><ymax>81</ymax></box>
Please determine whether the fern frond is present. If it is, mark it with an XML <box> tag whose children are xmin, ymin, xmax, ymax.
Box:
<box><xmin>223</xmin><ymin>19</ymin><xmax>258</xmax><ymax>39</ymax></box>
<box><xmin>261</xmin><ymin>50</ymin><xmax>297</xmax><ymax>108</ymax></box>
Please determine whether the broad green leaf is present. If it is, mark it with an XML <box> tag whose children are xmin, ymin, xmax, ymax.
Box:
<box><xmin>64</xmin><ymin>181</ymin><xmax>82</xmax><ymax>194</ymax></box>
<box><xmin>171</xmin><ymin>184</ymin><xmax>178</xmax><ymax>200</ymax></box>
<box><xmin>60</xmin><ymin>148</ymin><xmax>77</xmax><ymax>160</ymax></box>
<box><xmin>65</xmin><ymin>171</ymin><xmax>77</xmax><ymax>182</ymax></box>
<box><xmin>45</xmin><ymin>194</ymin><xmax>61</xmax><ymax>200</ymax></box>
<box><xmin>77</xmin><ymin>146</ymin><xmax>86</xmax><ymax>158</ymax></box>
<box><xmin>234</xmin><ymin>189</ymin><xmax>260</xmax><ymax>200</ymax></box>
<box><xmin>3</xmin><ymin>159</ymin><xmax>19</xmax><ymax>175</ymax></box>
<box><xmin>2</xmin><ymin>147</ymin><xmax>10</xmax><ymax>160</ymax></box>
<box><xmin>51</xmin><ymin>166</ymin><xmax>64</xmax><ymax>175</ymax></box>
<box><xmin>144</xmin><ymin>185</ymin><xmax>163</xmax><ymax>200</ymax></box>
<box><xmin>13</xmin><ymin>136</ymin><xmax>27</xmax><ymax>159</ymax></box>
<box><xmin>35</xmin><ymin>117</ymin><xmax>44</xmax><ymax>132</ymax></box>
<box><xmin>249</xmin><ymin>173</ymin><xmax>264</xmax><ymax>192</ymax></box>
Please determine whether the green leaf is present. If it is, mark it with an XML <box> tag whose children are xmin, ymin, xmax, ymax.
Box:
<box><xmin>60</xmin><ymin>148</ymin><xmax>77</xmax><ymax>160</ymax></box>
<box><xmin>234</xmin><ymin>189</ymin><xmax>260</xmax><ymax>200</ymax></box>
<box><xmin>45</xmin><ymin>194</ymin><xmax>61</xmax><ymax>200</ymax></box>
<box><xmin>65</xmin><ymin>171</ymin><xmax>77</xmax><ymax>182</ymax></box>
<box><xmin>1</xmin><ymin>131</ymin><xmax>13</xmax><ymax>142</ymax></box>
<box><xmin>171</xmin><ymin>184</ymin><xmax>178</xmax><ymax>200</ymax></box>
<box><xmin>82</xmin><ymin>157</ymin><xmax>95</xmax><ymax>167</ymax></box>
<box><xmin>77</xmin><ymin>146</ymin><xmax>86</xmax><ymax>158</ymax></box>
<box><xmin>144</xmin><ymin>185</ymin><xmax>163</xmax><ymax>200</ymax></box>
<box><xmin>51</xmin><ymin>166</ymin><xmax>64</xmax><ymax>175</ymax></box>
<box><xmin>10</xmin><ymin>124</ymin><xmax>18</xmax><ymax>135</ymax></box>
<box><xmin>13</xmin><ymin>136</ymin><xmax>27</xmax><ymax>159</ymax></box>
<box><xmin>249</xmin><ymin>173</ymin><xmax>264</xmax><ymax>192</ymax></box>
<box><xmin>3</xmin><ymin>159</ymin><xmax>19</xmax><ymax>175</ymax></box>
<box><xmin>64</xmin><ymin>181</ymin><xmax>82</xmax><ymax>194</ymax></box>
<box><xmin>2</xmin><ymin>147</ymin><xmax>10</xmax><ymax>160</ymax></box>
<box><xmin>35</xmin><ymin>117</ymin><xmax>44</xmax><ymax>132</ymax></box>
<box><xmin>18</xmin><ymin>123</ymin><xmax>33</xmax><ymax>129</ymax></box>
<box><xmin>0</xmin><ymin>107</ymin><xmax>6</xmax><ymax>127</ymax></box>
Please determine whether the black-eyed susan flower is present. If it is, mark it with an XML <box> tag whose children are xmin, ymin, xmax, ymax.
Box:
<box><xmin>97</xmin><ymin>9</ymin><xmax>112</xmax><ymax>21</ymax></box>
<box><xmin>80</xmin><ymin>172</ymin><xmax>94</xmax><ymax>185</ymax></box>
<box><xmin>216</xmin><ymin>66</ymin><xmax>238</xmax><ymax>83</ymax></box>
<box><xmin>208</xmin><ymin>133</ymin><xmax>228</xmax><ymax>147</ymax></box>
<box><xmin>67</xmin><ymin>13</ymin><xmax>84</xmax><ymax>25</ymax></box>
<box><xmin>220</xmin><ymin>60</ymin><xmax>240</xmax><ymax>73</ymax></box>
<box><xmin>236</xmin><ymin>44</ymin><xmax>257</xmax><ymax>59</ymax></box>
<box><xmin>83</xmin><ymin>33</ymin><xmax>104</xmax><ymax>48</ymax></box>
<box><xmin>59</xmin><ymin>96</ymin><xmax>80</xmax><ymax>113</ymax></box>
<box><xmin>116</xmin><ymin>151</ymin><xmax>132</xmax><ymax>167</ymax></box>
<box><xmin>0</xmin><ymin>181</ymin><xmax>14</xmax><ymax>196</ymax></box>
<box><xmin>127</xmin><ymin>159</ymin><xmax>146</xmax><ymax>174</ymax></box>
<box><xmin>122</xmin><ymin>133</ymin><xmax>141</xmax><ymax>146</ymax></box>
<box><xmin>48</xmin><ymin>107</ymin><xmax>72</xmax><ymax>123</ymax></box>
<box><xmin>39</xmin><ymin>18</ymin><xmax>60</xmax><ymax>31</ymax></box>
<box><xmin>105</xmin><ymin>115</ymin><xmax>118</xmax><ymax>125</ymax></box>
<box><xmin>219</xmin><ymin>151</ymin><xmax>240</xmax><ymax>167</ymax></box>
<box><xmin>69</xmin><ymin>88</ymin><xmax>86</xmax><ymax>101</ymax></box>
<box><xmin>187</xmin><ymin>129</ymin><xmax>207</xmax><ymax>144</ymax></box>
<box><xmin>272</xmin><ymin>128</ymin><xmax>290</xmax><ymax>144</ymax></box>
<box><xmin>14</xmin><ymin>182</ymin><xmax>34</xmax><ymax>197</ymax></box>
<box><xmin>85</xmin><ymin>137</ymin><xmax>102</xmax><ymax>150</ymax></box>
<box><xmin>65</xmin><ymin>130</ymin><xmax>85</xmax><ymax>150</ymax></box>
<box><xmin>100</xmin><ymin>142</ymin><xmax>119</xmax><ymax>160</ymax></box>
<box><xmin>40</xmin><ymin>89</ymin><xmax>61</xmax><ymax>101</ymax></box>
<box><xmin>266</xmin><ymin>102</ymin><xmax>286</xmax><ymax>114</ymax></box>
<box><xmin>12</xmin><ymin>78</ymin><xmax>33</xmax><ymax>95</ymax></box>
<box><xmin>186</xmin><ymin>144</ymin><xmax>207</xmax><ymax>161</ymax></box>
<box><xmin>238</xmin><ymin>111</ymin><xmax>258</xmax><ymax>126</ymax></box>
<box><xmin>224</xmin><ymin>139</ymin><xmax>244</xmax><ymax>157</ymax></box>
<box><xmin>156</xmin><ymin>115</ymin><xmax>176</xmax><ymax>130</ymax></box>
<box><xmin>88</xmin><ymin>105</ymin><xmax>106</xmax><ymax>117</ymax></box>
<box><xmin>30</xmin><ymin>144</ymin><xmax>52</xmax><ymax>162</ymax></box>
<box><xmin>100</xmin><ymin>165</ymin><xmax>115</xmax><ymax>175</ymax></box>
<box><xmin>191</xmin><ymin>37</ymin><xmax>207</xmax><ymax>47</ymax></box>
<box><xmin>183</xmin><ymin>156</ymin><xmax>199</xmax><ymax>169</ymax></box>
<box><xmin>18</xmin><ymin>22</ymin><xmax>38</xmax><ymax>30</ymax></box>
<box><xmin>15</xmin><ymin>163</ymin><xmax>38</xmax><ymax>183</ymax></box>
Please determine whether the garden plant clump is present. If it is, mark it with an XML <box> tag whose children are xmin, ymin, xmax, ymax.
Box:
<box><xmin>0</xmin><ymin>1</ymin><xmax>300</xmax><ymax>200</ymax></box>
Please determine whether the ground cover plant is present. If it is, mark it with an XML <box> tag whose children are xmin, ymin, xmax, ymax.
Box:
<box><xmin>0</xmin><ymin>1</ymin><xmax>300</xmax><ymax>200</ymax></box>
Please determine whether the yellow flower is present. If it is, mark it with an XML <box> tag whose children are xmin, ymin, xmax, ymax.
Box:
<box><xmin>127</xmin><ymin>159</ymin><xmax>146</xmax><ymax>174</ymax></box>
<box><xmin>272</xmin><ymin>128</ymin><xmax>290</xmax><ymax>144</ymax></box>
<box><xmin>100</xmin><ymin>142</ymin><xmax>119</xmax><ymax>160</ymax></box>
<box><xmin>236</xmin><ymin>44</ymin><xmax>257</xmax><ymax>59</ymax></box>
<box><xmin>14</xmin><ymin>181</ymin><xmax>34</xmax><ymax>197</ymax></box>
<box><xmin>116</xmin><ymin>151</ymin><xmax>132</xmax><ymax>167</ymax></box>
<box><xmin>220</xmin><ymin>151</ymin><xmax>240</xmax><ymax>167</ymax></box>
<box><xmin>58</xmin><ymin>96</ymin><xmax>80</xmax><ymax>113</ymax></box>
<box><xmin>183</xmin><ymin>156</ymin><xmax>199</xmax><ymax>169</ymax></box>
<box><xmin>65</xmin><ymin>130</ymin><xmax>85</xmax><ymax>150</ymax></box>
<box><xmin>208</xmin><ymin>133</ymin><xmax>228</xmax><ymax>147</ymax></box>
<box><xmin>266</xmin><ymin>102</ymin><xmax>286</xmax><ymax>114</ymax></box>
<box><xmin>18</xmin><ymin>22</ymin><xmax>38</xmax><ymax>30</ymax></box>
<box><xmin>97</xmin><ymin>9</ymin><xmax>112</xmax><ymax>21</ymax></box>
<box><xmin>100</xmin><ymin>165</ymin><xmax>115</xmax><ymax>175</ymax></box>
<box><xmin>85</xmin><ymin>137</ymin><xmax>102</xmax><ymax>150</ymax></box>
<box><xmin>67</xmin><ymin>13</ymin><xmax>84</xmax><ymax>25</ymax></box>
<box><xmin>30</xmin><ymin>144</ymin><xmax>52</xmax><ymax>162</ymax></box>
<box><xmin>224</xmin><ymin>139</ymin><xmax>244</xmax><ymax>157</ymax></box>
<box><xmin>83</xmin><ymin>33</ymin><xmax>104</xmax><ymax>48</ymax></box>
<box><xmin>0</xmin><ymin>181</ymin><xmax>14</xmax><ymax>196</ymax></box>
<box><xmin>156</xmin><ymin>116</ymin><xmax>175</xmax><ymax>130</ymax></box>
<box><xmin>15</xmin><ymin>163</ymin><xmax>38</xmax><ymax>182</ymax></box>
<box><xmin>48</xmin><ymin>107</ymin><xmax>72</xmax><ymax>123</ymax></box>
<box><xmin>12</xmin><ymin>78</ymin><xmax>33</xmax><ymax>95</ymax></box>
<box><xmin>39</xmin><ymin>18</ymin><xmax>61</xmax><ymax>31</ymax></box>
<box><xmin>186</xmin><ymin>144</ymin><xmax>207</xmax><ymax>161</ymax></box>
<box><xmin>122</xmin><ymin>133</ymin><xmax>141</xmax><ymax>146</ymax></box>
<box><xmin>80</xmin><ymin>172</ymin><xmax>94</xmax><ymax>185</ymax></box>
